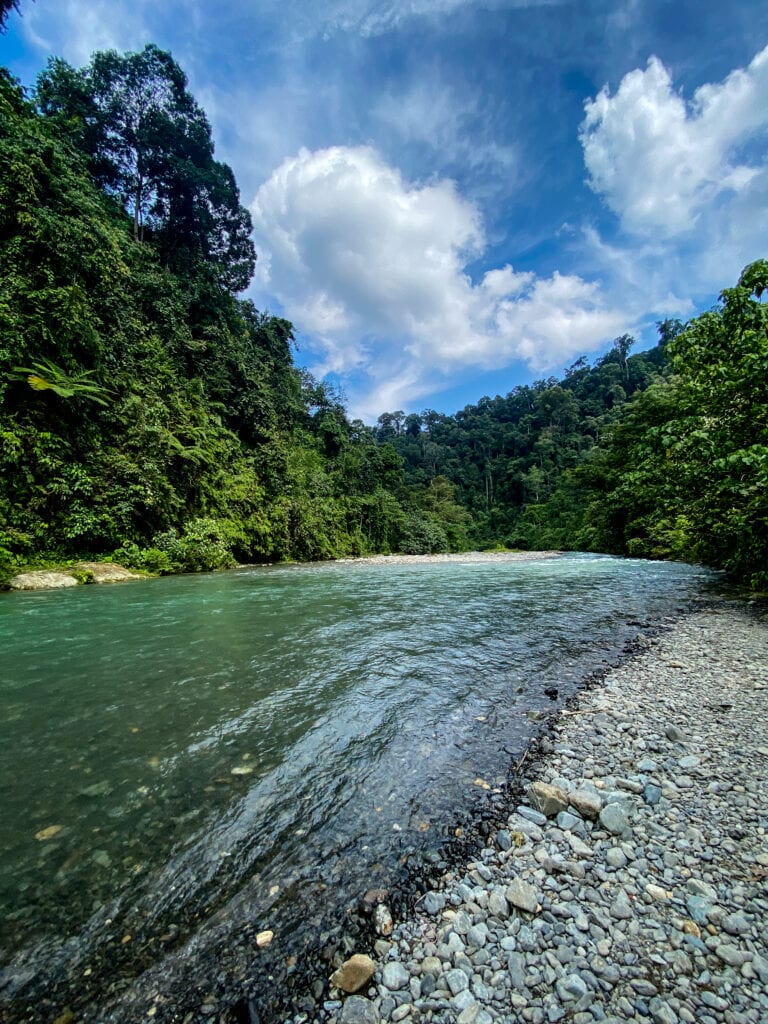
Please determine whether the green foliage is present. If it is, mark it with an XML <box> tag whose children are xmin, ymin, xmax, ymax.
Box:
<box><xmin>3</xmin><ymin>45</ymin><xmax>765</xmax><ymax>589</ymax></box>
<box><xmin>13</xmin><ymin>357</ymin><xmax>112</xmax><ymax>404</ymax></box>
<box><xmin>0</xmin><ymin>64</ymin><xmax>414</xmax><ymax>573</ymax></box>
<box><xmin>154</xmin><ymin>517</ymin><xmax>236</xmax><ymax>573</ymax></box>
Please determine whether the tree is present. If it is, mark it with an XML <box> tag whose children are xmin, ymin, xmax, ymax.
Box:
<box><xmin>37</xmin><ymin>45</ymin><xmax>255</xmax><ymax>292</ymax></box>
<box><xmin>0</xmin><ymin>1</ymin><xmax>23</xmax><ymax>32</ymax></box>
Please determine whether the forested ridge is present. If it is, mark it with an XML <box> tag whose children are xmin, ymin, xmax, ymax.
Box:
<box><xmin>1</xmin><ymin>43</ymin><xmax>766</xmax><ymax>588</ymax></box>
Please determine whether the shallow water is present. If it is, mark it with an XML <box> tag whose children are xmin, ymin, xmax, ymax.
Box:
<box><xmin>0</xmin><ymin>554</ymin><xmax>713</xmax><ymax>1020</ymax></box>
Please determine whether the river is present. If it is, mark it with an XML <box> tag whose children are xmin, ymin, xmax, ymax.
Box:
<box><xmin>0</xmin><ymin>553</ymin><xmax>714</xmax><ymax>1022</ymax></box>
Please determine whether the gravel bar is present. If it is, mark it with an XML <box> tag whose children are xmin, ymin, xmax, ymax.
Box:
<box><xmin>308</xmin><ymin>603</ymin><xmax>768</xmax><ymax>1024</ymax></box>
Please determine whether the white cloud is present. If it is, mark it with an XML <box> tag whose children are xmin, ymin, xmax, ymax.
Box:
<box><xmin>19</xmin><ymin>0</ymin><xmax>157</xmax><ymax>64</ymax></box>
<box><xmin>581</xmin><ymin>46</ymin><xmax>768</xmax><ymax>237</ymax></box>
<box><xmin>251</xmin><ymin>146</ymin><xmax>629</xmax><ymax>417</ymax></box>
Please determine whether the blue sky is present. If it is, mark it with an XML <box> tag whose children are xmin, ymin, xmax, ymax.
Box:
<box><xmin>2</xmin><ymin>1</ymin><xmax>767</xmax><ymax>420</ymax></box>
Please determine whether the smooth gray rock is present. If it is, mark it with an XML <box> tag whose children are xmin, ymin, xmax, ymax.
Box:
<box><xmin>382</xmin><ymin>961</ymin><xmax>410</xmax><ymax>991</ymax></box>
<box><xmin>446</xmin><ymin>968</ymin><xmax>470</xmax><ymax>996</ymax></box>
<box><xmin>516</xmin><ymin>805</ymin><xmax>548</xmax><ymax>826</ymax></box>
<box><xmin>599</xmin><ymin>803</ymin><xmax>631</xmax><ymax>836</ymax></box>
<box><xmin>423</xmin><ymin>891</ymin><xmax>445</xmax><ymax>915</ymax></box>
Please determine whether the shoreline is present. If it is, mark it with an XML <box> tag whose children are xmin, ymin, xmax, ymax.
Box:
<box><xmin>303</xmin><ymin>602</ymin><xmax>768</xmax><ymax>1024</ymax></box>
<box><xmin>3</xmin><ymin>550</ymin><xmax>564</xmax><ymax>592</ymax></box>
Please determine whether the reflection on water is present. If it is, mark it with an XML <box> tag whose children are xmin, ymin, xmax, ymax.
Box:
<box><xmin>0</xmin><ymin>554</ymin><xmax>713</xmax><ymax>1017</ymax></box>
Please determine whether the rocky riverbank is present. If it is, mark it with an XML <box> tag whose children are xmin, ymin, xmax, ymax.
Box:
<box><xmin>306</xmin><ymin>603</ymin><xmax>768</xmax><ymax>1024</ymax></box>
<box><xmin>339</xmin><ymin>551</ymin><xmax>563</xmax><ymax>566</ymax></box>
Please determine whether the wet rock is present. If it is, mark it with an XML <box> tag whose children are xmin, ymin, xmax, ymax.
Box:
<box><xmin>361</xmin><ymin>888</ymin><xmax>389</xmax><ymax>914</ymax></box>
<box><xmin>34</xmin><ymin>825</ymin><xmax>64</xmax><ymax>841</ymax></box>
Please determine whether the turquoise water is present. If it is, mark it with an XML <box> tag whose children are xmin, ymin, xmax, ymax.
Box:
<box><xmin>0</xmin><ymin>554</ymin><xmax>713</xmax><ymax>1020</ymax></box>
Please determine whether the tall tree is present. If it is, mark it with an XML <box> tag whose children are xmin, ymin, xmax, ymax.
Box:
<box><xmin>37</xmin><ymin>45</ymin><xmax>255</xmax><ymax>292</ymax></box>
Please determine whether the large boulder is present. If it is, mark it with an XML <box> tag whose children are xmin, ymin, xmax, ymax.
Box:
<box><xmin>9</xmin><ymin>571</ymin><xmax>78</xmax><ymax>590</ymax></box>
<box><xmin>75</xmin><ymin>562</ymin><xmax>141</xmax><ymax>582</ymax></box>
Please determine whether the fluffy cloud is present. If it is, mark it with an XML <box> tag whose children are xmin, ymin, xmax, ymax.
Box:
<box><xmin>581</xmin><ymin>46</ymin><xmax>768</xmax><ymax>237</ymax></box>
<box><xmin>251</xmin><ymin>146</ymin><xmax>628</xmax><ymax>416</ymax></box>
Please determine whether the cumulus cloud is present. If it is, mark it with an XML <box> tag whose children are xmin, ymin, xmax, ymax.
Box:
<box><xmin>581</xmin><ymin>45</ymin><xmax>768</xmax><ymax>237</ymax></box>
<box><xmin>251</xmin><ymin>146</ymin><xmax>628</xmax><ymax>416</ymax></box>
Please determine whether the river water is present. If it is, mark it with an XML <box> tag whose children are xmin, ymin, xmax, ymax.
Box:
<box><xmin>0</xmin><ymin>554</ymin><xmax>714</xmax><ymax>1021</ymax></box>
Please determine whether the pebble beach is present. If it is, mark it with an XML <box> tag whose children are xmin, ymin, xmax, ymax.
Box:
<box><xmin>310</xmin><ymin>602</ymin><xmax>768</xmax><ymax>1024</ymax></box>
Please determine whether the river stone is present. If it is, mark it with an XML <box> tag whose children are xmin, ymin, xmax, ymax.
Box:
<box><xmin>423</xmin><ymin>891</ymin><xmax>445</xmax><ymax>915</ymax></box>
<box><xmin>569</xmin><ymin>787</ymin><xmax>603</xmax><ymax>820</ymax></box>
<box><xmin>446</xmin><ymin>968</ymin><xmax>470</xmax><ymax>995</ymax></box>
<box><xmin>516</xmin><ymin>805</ymin><xmax>548</xmax><ymax>826</ymax></box>
<box><xmin>374</xmin><ymin>903</ymin><xmax>394</xmax><ymax>936</ymax></box>
<box><xmin>488</xmin><ymin>888</ymin><xmax>510</xmax><ymax>918</ymax></box>
<box><xmin>678</xmin><ymin>754</ymin><xmax>700</xmax><ymax>770</ymax></box>
<box><xmin>716</xmin><ymin>944</ymin><xmax>749</xmax><ymax>967</ymax></box>
<box><xmin>599</xmin><ymin>803</ymin><xmax>631</xmax><ymax>836</ymax></box>
<box><xmin>644</xmin><ymin>784</ymin><xmax>662</xmax><ymax>806</ymax></box>
<box><xmin>610</xmin><ymin>892</ymin><xmax>633</xmax><ymax>920</ymax></box>
<box><xmin>556</xmin><ymin>973</ymin><xmax>589</xmax><ymax>1001</ymax></box>
<box><xmin>685</xmin><ymin>895</ymin><xmax>713</xmax><ymax>925</ymax></box>
<box><xmin>722</xmin><ymin>913</ymin><xmax>750</xmax><ymax>936</ymax></box>
<box><xmin>606</xmin><ymin>847</ymin><xmax>627</xmax><ymax>869</ymax></box>
<box><xmin>339</xmin><ymin>995</ymin><xmax>378</xmax><ymax>1024</ymax></box>
<box><xmin>556</xmin><ymin>811</ymin><xmax>585</xmax><ymax>833</ymax></box>
<box><xmin>9</xmin><ymin>571</ymin><xmax>78</xmax><ymax>590</ymax></box>
<box><xmin>528</xmin><ymin>781</ymin><xmax>569</xmax><ymax>817</ymax></box>
<box><xmin>506</xmin><ymin>878</ymin><xmax>540</xmax><ymax>913</ymax></box>
<box><xmin>330</xmin><ymin>954</ymin><xmax>376</xmax><ymax>993</ymax></box>
<box><xmin>382</xmin><ymin>961</ymin><xmax>410</xmax><ymax>991</ymax></box>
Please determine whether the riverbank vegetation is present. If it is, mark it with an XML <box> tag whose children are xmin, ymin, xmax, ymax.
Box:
<box><xmin>1</xmin><ymin>44</ymin><xmax>766</xmax><ymax>587</ymax></box>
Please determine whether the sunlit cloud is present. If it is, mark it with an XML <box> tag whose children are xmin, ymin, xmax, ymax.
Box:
<box><xmin>251</xmin><ymin>145</ymin><xmax>629</xmax><ymax>416</ymax></box>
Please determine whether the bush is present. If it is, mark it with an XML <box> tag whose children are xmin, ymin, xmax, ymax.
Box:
<box><xmin>398</xmin><ymin>513</ymin><xmax>449</xmax><ymax>555</ymax></box>
<box><xmin>153</xmin><ymin>518</ymin><xmax>236</xmax><ymax>573</ymax></box>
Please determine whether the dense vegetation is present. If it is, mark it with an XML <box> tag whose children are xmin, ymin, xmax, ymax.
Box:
<box><xmin>0</xmin><ymin>39</ymin><xmax>765</xmax><ymax>587</ymax></box>
<box><xmin>377</xmin><ymin>274</ymin><xmax>768</xmax><ymax>587</ymax></box>
<box><xmin>0</xmin><ymin>52</ymin><xmax>468</xmax><ymax>580</ymax></box>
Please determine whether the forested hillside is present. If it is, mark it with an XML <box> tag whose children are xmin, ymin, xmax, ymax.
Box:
<box><xmin>378</xmin><ymin>273</ymin><xmax>768</xmax><ymax>587</ymax></box>
<box><xmin>0</xmin><ymin>42</ymin><xmax>766</xmax><ymax>588</ymax></box>
<box><xmin>0</xmin><ymin>51</ymin><xmax>454</xmax><ymax>581</ymax></box>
